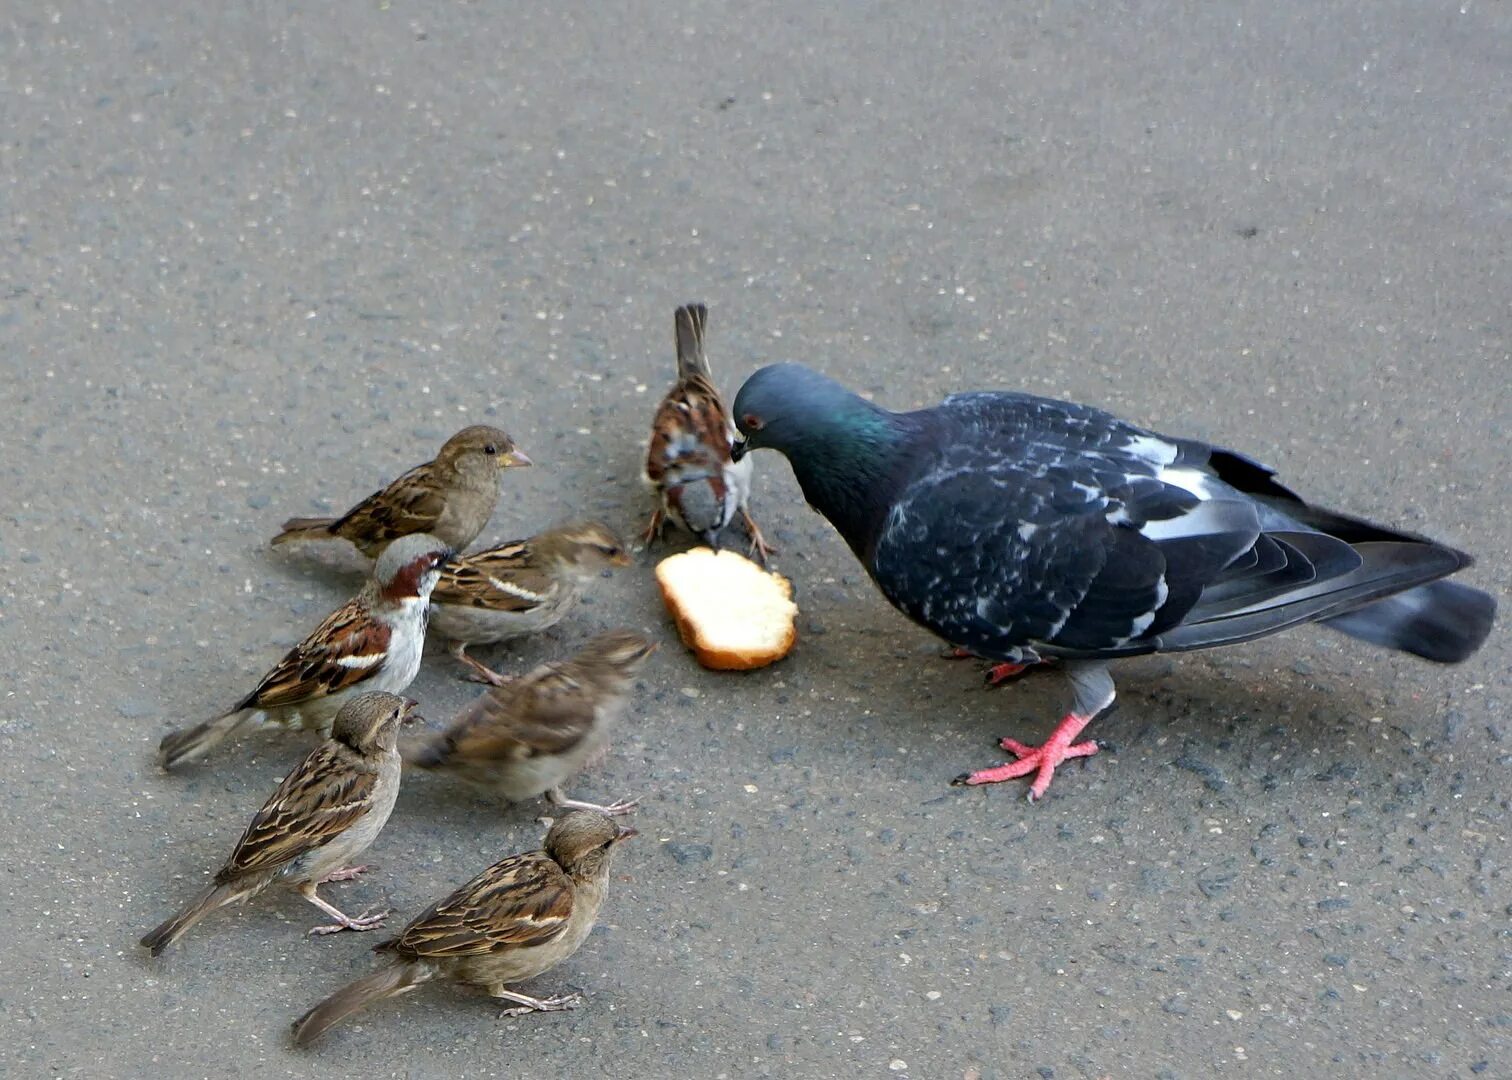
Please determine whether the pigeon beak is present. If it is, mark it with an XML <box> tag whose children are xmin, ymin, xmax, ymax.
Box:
<box><xmin>730</xmin><ymin>439</ymin><xmax>748</xmax><ymax>463</ymax></box>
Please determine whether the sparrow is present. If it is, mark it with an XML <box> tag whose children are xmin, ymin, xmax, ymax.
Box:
<box><xmin>158</xmin><ymin>534</ymin><xmax>453</xmax><ymax>769</ymax></box>
<box><xmin>141</xmin><ymin>692</ymin><xmax>414</xmax><ymax>954</ymax></box>
<box><xmin>291</xmin><ymin>810</ymin><xmax>636</xmax><ymax>1046</ymax></box>
<box><xmin>643</xmin><ymin>302</ymin><xmax>772</xmax><ymax>563</ymax></box>
<box><xmin>428</xmin><ymin>520</ymin><xmax>632</xmax><ymax>684</ymax></box>
<box><xmin>732</xmin><ymin>362</ymin><xmax>1495</xmax><ymax>801</ymax></box>
<box><xmin>271</xmin><ymin>424</ymin><xmax>531</xmax><ymax>558</ymax></box>
<box><xmin>402</xmin><ymin>629</ymin><xmax>655</xmax><ymax>816</ymax></box>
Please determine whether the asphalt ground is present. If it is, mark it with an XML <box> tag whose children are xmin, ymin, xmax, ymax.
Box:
<box><xmin>1</xmin><ymin>3</ymin><xmax>1507</xmax><ymax>1077</ymax></box>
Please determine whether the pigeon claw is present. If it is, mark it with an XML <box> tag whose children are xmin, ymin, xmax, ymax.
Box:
<box><xmin>983</xmin><ymin>661</ymin><xmax>1032</xmax><ymax>687</ymax></box>
<box><xmin>951</xmin><ymin>711</ymin><xmax>1099</xmax><ymax>801</ymax></box>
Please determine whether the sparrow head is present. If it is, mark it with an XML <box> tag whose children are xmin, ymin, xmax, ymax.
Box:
<box><xmin>545</xmin><ymin>810</ymin><xmax>637</xmax><ymax>878</ymax></box>
<box><xmin>331</xmin><ymin>691</ymin><xmax>417</xmax><ymax>753</ymax></box>
<box><xmin>375</xmin><ymin>533</ymin><xmax>454</xmax><ymax>603</ymax></box>
<box><xmin>536</xmin><ymin>520</ymin><xmax>632</xmax><ymax>572</ymax></box>
<box><xmin>438</xmin><ymin>425</ymin><xmax>532</xmax><ymax>471</ymax></box>
<box><xmin>576</xmin><ymin>628</ymin><xmax>659</xmax><ymax>677</ymax></box>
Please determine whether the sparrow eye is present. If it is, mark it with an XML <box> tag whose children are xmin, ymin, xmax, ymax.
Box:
<box><xmin>602</xmin><ymin>545</ymin><xmax>622</xmax><ymax>558</ymax></box>
<box><xmin>741</xmin><ymin>414</ymin><xmax>764</xmax><ymax>432</ymax></box>
<box><xmin>483</xmin><ymin>443</ymin><xmax>499</xmax><ymax>455</ymax></box>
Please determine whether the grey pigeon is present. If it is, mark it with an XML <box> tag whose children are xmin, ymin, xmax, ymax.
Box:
<box><xmin>731</xmin><ymin>363</ymin><xmax>1495</xmax><ymax>800</ymax></box>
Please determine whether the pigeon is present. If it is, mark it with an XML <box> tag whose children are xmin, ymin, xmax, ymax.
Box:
<box><xmin>731</xmin><ymin>362</ymin><xmax>1495</xmax><ymax>800</ymax></box>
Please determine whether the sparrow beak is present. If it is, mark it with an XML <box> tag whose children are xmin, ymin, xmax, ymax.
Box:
<box><xmin>700</xmin><ymin>529</ymin><xmax>722</xmax><ymax>553</ymax></box>
<box><xmin>504</xmin><ymin>448</ymin><xmax>533</xmax><ymax>468</ymax></box>
<box><xmin>612</xmin><ymin>824</ymin><xmax>639</xmax><ymax>843</ymax></box>
<box><xmin>610</xmin><ymin>551</ymin><xmax>634</xmax><ymax>568</ymax></box>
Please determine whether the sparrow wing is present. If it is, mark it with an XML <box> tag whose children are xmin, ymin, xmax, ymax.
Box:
<box><xmin>219</xmin><ymin>742</ymin><xmax>377</xmax><ymax>878</ymax></box>
<box><xmin>440</xmin><ymin>663</ymin><xmax>600</xmax><ymax>764</ymax></box>
<box><xmin>386</xmin><ymin>850</ymin><xmax>575</xmax><ymax>957</ymax></box>
<box><xmin>430</xmin><ymin>540</ymin><xmax>561</xmax><ymax>614</ymax></box>
<box><xmin>237</xmin><ymin>600</ymin><xmax>393</xmax><ymax>709</ymax></box>
<box><xmin>332</xmin><ymin>461</ymin><xmax>450</xmax><ymax>546</ymax></box>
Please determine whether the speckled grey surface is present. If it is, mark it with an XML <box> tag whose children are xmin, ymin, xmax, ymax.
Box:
<box><xmin>2</xmin><ymin>3</ymin><xmax>1507</xmax><ymax>1077</ymax></box>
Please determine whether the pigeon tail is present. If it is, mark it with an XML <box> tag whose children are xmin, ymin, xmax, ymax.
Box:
<box><xmin>1322</xmin><ymin>579</ymin><xmax>1495</xmax><ymax>663</ymax></box>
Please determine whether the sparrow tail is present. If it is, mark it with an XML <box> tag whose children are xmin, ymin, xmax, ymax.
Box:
<box><xmin>673</xmin><ymin>303</ymin><xmax>713</xmax><ymax>381</ymax></box>
<box><xmin>139</xmin><ymin>881</ymin><xmax>244</xmax><ymax>956</ymax></box>
<box><xmin>292</xmin><ymin>960</ymin><xmax>434</xmax><ymax>1046</ymax></box>
<box><xmin>157</xmin><ymin>709</ymin><xmax>255</xmax><ymax>770</ymax></box>
<box><xmin>270</xmin><ymin>516</ymin><xmax>339</xmax><ymax>546</ymax></box>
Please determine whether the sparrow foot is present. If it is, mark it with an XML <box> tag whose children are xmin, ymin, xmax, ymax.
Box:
<box><xmin>546</xmin><ymin>787</ymin><xmax>638</xmax><ymax>817</ymax></box>
<box><xmin>495</xmin><ymin>989</ymin><xmax>582</xmax><ymax>1017</ymax></box>
<box><xmin>951</xmin><ymin>711</ymin><xmax>1099</xmax><ymax>801</ymax></box>
<box><xmin>451</xmin><ymin>642</ymin><xmax>514</xmax><ymax>687</ymax></box>
<box><xmin>320</xmin><ymin>864</ymin><xmax>375</xmax><ymax>884</ymax></box>
<box><xmin>307</xmin><ymin>906</ymin><xmax>390</xmax><ymax>936</ymax></box>
<box><xmin>741</xmin><ymin>508</ymin><xmax>776</xmax><ymax>566</ymax></box>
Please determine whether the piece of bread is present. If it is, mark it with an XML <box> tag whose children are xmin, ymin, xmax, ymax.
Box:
<box><xmin>655</xmin><ymin>548</ymin><xmax>797</xmax><ymax>670</ymax></box>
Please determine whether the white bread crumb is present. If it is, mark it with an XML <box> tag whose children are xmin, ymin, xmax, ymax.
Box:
<box><xmin>655</xmin><ymin>548</ymin><xmax>797</xmax><ymax>670</ymax></box>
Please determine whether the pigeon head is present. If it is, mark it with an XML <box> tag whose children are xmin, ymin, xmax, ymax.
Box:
<box><xmin>731</xmin><ymin>363</ymin><xmax>882</xmax><ymax>462</ymax></box>
<box><xmin>732</xmin><ymin>363</ymin><xmax>916</xmax><ymax>558</ymax></box>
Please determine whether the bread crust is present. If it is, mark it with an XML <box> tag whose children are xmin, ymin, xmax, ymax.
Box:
<box><xmin>655</xmin><ymin>550</ymin><xmax>797</xmax><ymax>670</ymax></box>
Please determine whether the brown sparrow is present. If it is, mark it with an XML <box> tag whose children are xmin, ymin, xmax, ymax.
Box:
<box><xmin>643</xmin><ymin>303</ymin><xmax>772</xmax><ymax>563</ymax></box>
<box><xmin>428</xmin><ymin>520</ymin><xmax>632</xmax><ymax>683</ymax></box>
<box><xmin>402</xmin><ymin>629</ymin><xmax>655</xmax><ymax>815</ymax></box>
<box><xmin>158</xmin><ymin>534</ymin><xmax>452</xmax><ymax>769</ymax></box>
<box><xmin>271</xmin><ymin>425</ymin><xmax>531</xmax><ymax>557</ymax></box>
<box><xmin>292</xmin><ymin>811</ymin><xmax>636</xmax><ymax>1046</ymax></box>
<box><xmin>141</xmin><ymin>692</ymin><xmax>414</xmax><ymax>954</ymax></box>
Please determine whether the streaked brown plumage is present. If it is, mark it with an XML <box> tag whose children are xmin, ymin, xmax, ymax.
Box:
<box><xmin>141</xmin><ymin>693</ymin><xmax>415</xmax><ymax>955</ymax></box>
<box><xmin>291</xmin><ymin>811</ymin><xmax>635</xmax><ymax>1046</ymax></box>
<box><xmin>157</xmin><ymin>535</ymin><xmax>452</xmax><ymax>769</ymax></box>
<box><xmin>643</xmin><ymin>303</ymin><xmax>772</xmax><ymax>563</ymax></box>
<box><xmin>272</xmin><ymin>425</ymin><xmax>531</xmax><ymax>558</ymax></box>
<box><xmin>403</xmin><ymin>629</ymin><xmax>655</xmax><ymax>815</ymax></box>
<box><xmin>428</xmin><ymin>521</ymin><xmax>631</xmax><ymax>683</ymax></box>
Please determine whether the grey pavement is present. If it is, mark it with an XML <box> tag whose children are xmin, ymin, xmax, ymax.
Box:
<box><xmin>1</xmin><ymin>2</ymin><xmax>1507</xmax><ymax>1077</ymax></box>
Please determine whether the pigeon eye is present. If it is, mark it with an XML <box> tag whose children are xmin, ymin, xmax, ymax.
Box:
<box><xmin>742</xmin><ymin>414</ymin><xmax>764</xmax><ymax>432</ymax></box>
<box><xmin>483</xmin><ymin>443</ymin><xmax>499</xmax><ymax>455</ymax></box>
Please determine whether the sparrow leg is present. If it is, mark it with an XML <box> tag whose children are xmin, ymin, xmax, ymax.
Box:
<box><xmin>298</xmin><ymin>882</ymin><xmax>390</xmax><ymax>936</ymax></box>
<box><xmin>950</xmin><ymin>663</ymin><xmax>1114</xmax><ymax>802</ymax></box>
<box><xmin>492</xmin><ymin>987</ymin><xmax>582</xmax><ymax>1017</ymax></box>
<box><xmin>740</xmin><ymin>507</ymin><xmax>777</xmax><ymax>565</ymax></box>
<box><xmin>640</xmin><ymin>508</ymin><xmax>665</xmax><ymax>551</ymax></box>
<box><xmin>546</xmin><ymin>786</ymin><xmax>638</xmax><ymax>817</ymax></box>
<box><xmin>451</xmin><ymin>641</ymin><xmax>513</xmax><ymax>687</ymax></box>
<box><xmin>319</xmin><ymin>865</ymin><xmax>375</xmax><ymax>884</ymax></box>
